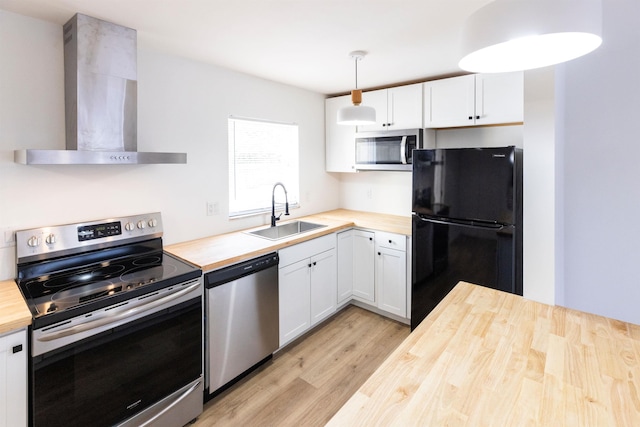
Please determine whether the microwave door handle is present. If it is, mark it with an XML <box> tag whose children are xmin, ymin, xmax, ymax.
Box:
<box><xmin>400</xmin><ymin>136</ymin><xmax>408</xmax><ymax>164</ymax></box>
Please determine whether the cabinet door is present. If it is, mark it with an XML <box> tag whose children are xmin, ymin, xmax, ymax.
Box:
<box><xmin>326</xmin><ymin>95</ymin><xmax>357</xmax><ymax>173</ymax></box>
<box><xmin>310</xmin><ymin>248</ymin><xmax>337</xmax><ymax>326</ymax></box>
<box><xmin>376</xmin><ymin>247</ymin><xmax>407</xmax><ymax>318</ymax></box>
<box><xmin>388</xmin><ymin>84</ymin><xmax>423</xmax><ymax>129</ymax></box>
<box><xmin>336</xmin><ymin>230</ymin><xmax>353</xmax><ymax>304</ymax></box>
<box><xmin>0</xmin><ymin>329</ymin><xmax>27</xmax><ymax>427</ymax></box>
<box><xmin>279</xmin><ymin>259</ymin><xmax>311</xmax><ymax>346</ymax></box>
<box><xmin>475</xmin><ymin>72</ymin><xmax>523</xmax><ymax>126</ymax></box>
<box><xmin>424</xmin><ymin>75</ymin><xmax>475</xmax><ymax>128</ymax></box>
<box><xmin>352</xmin><ymin>230</ymin><xmax>375</xmax><ymax>302</ymax></box>
<box><xmin>357</xmin><ymin>89</ymin><xmax>389</xmax><ymax>132</ymax></box>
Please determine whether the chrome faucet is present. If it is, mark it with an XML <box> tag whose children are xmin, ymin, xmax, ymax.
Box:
<box><xmin>271</xmin><ymin>182</ymin><xmax>290</xmax><ymax>227</ymax></box>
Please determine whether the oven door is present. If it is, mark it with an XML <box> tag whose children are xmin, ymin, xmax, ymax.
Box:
<box><xmin>31</xmin><ymin>296</ymin><xmax>202</xmax><ymax>427</ymax></box>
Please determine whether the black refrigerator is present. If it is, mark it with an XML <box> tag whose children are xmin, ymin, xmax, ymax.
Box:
<box><xmin>411</xmin><ymin>146</ymin><xmax>523</xmax><ymax>330</ymax></box>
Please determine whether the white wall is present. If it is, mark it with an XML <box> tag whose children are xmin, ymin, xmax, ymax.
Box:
<box><xmin>559</xmin><ymin>0</ymin><xmax>640</xmax><ymax>324</ymax></box>
<box><xmin>522</xmin><ymin>68</ymin><xmax>558</xmax><ymax>305</ymax></box>
<box><xmin>338</xmin><ymin>171</ymin><xmax>413</xmax><ymax>217</ymax></box>
<box><xmin>0</xmin><ymin>10</ymin><xmax>339</xmax><ymax>280</ymax></box>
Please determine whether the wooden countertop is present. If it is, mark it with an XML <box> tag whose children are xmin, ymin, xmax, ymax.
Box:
<box><xmin>165</xmin><ymin>209</ymin><xmax>411</xmax><ymax>272</ymax></box>
<box><xmin>327</xmin><ymin>282</ymin><xmax>640</xmax><ymax>426</ymax></box>
<box><xmin>0</xmin><ymin>280</ymin><xmax>31</xmax><ymax>335</ymax></box>
<box><xmin>0</xmin><ymin>209</ymin><xmax>410</xmax><ymax>333</ymax></box>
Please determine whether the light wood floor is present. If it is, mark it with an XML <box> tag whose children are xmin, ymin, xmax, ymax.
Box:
<box><xmin>193</xmin><ymin>305</ymin><xmax>410</xmax><ymax>427</ymax></box>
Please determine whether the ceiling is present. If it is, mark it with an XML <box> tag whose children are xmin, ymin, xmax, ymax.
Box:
<box><xmin>0</xmin><ymin>0</ymin><xmax>493</xmax><ymax>95</ymax></box>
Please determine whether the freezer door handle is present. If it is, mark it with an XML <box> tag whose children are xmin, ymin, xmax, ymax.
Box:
<box><xmin>415</xmin><ymin>215</ymin><xmax>507</xmax><ymax>230</ymax></box>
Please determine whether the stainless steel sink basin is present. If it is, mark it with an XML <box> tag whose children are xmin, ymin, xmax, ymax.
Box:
<box><xmin>247</xmin><ymin>221</ymin><xmax>326</xmax><ymax>240</ymax></box>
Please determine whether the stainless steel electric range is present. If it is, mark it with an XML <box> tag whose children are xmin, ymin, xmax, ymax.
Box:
<box><xmin>15</xmin><ymin>212</ymin><xmax>203</xmax><ymax>427</ymax></box>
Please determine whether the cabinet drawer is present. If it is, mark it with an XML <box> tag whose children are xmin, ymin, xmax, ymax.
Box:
<box><xmin>278</xmin><ymin>233</ymin><xmax>336</xmax><ymax>267</ymax></box>
<box><xmin>375</xmin><ymin>231</ymin><xmax>406</xmax><ymax>251</ymax></box>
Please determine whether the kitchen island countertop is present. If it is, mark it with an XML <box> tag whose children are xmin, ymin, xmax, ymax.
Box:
<box><xmin>165</xmin><ymin>209</ymin><xmax>411</xmax><ymax>272</ymax></box>
<box><xmin>327</xmin><ymin>281</ymin><xmax>640</xmax><ymax>426</ymax></box>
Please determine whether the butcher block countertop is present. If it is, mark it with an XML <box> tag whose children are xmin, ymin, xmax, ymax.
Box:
<box><xmin>327</xmin><ymin>281</ymin><xmax>640</xmax><ymax>426</ymax></box>
<box><xmin>0</xmin><ymin>279</ymin><xmax>31</xmax><ymax>335</ymax></box>
<box><xmin>165</xmin><ymin>209</ymin><xmax>411</xmax><ymax>272</ymax></box>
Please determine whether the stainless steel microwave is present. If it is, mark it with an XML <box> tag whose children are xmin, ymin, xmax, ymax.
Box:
<box><xmin>355</xmin><ymin>129</ymin><xmax>423</xmax><ymax>171</ymax></box>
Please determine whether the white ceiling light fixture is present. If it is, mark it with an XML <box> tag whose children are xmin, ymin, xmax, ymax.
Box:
<box><xmin>459</xmin><ymin>0</ymin><xmax>603</xmax><ymax>73</ymax></box>
<box><xmin>337</xmin><ymin>51</ymin><xmax>376</xmax><ymax>126</ymax></box>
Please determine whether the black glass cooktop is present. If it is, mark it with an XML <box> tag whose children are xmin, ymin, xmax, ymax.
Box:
<box><xmin>16</xmin><ymin>238</ymin><xmax>200</xmax><ymax>326</ymax></box>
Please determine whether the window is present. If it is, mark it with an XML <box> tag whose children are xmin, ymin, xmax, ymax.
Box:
<box><xmin>228</xmin><ymin>117</ymin><xmax>299</xmax><ymax>217</ymax></box>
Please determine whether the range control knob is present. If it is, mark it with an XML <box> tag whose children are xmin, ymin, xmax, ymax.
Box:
<box><xmin>137</xmin><ymin>220</ymin><xmax>146</xmax><ymax>229</ymax></box>
<box><xmin>27</xmin><ymin>236</ymin><xmax>40</xmax><ymax>247</ymax></box>
<box><xmin>45</xmin><ymin>234</ymin><xmax>56</xmax><ymax>245</ymax></box>
<box><xmin>148</xmin><ymin>218</ymin><xmax>158</xmax><ymax>228</ymax></box>
<box><xmin>124</xmin><ymin>222</ymin><xmax>135</xmax><ymax>231</ymax></box>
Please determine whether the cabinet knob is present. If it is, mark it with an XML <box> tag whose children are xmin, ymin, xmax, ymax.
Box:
<box><xmin>378</xmin><ymin>252</ymin><xmax>381</xmax><ymax>256</ymax></box>
<box><xmin>313</xmin><ymin>261</ymin><xmax>317</xmax><ymax>266</ymax></box>
<box><xmin>388</xmin><ymin>239</ymin><xmax>392</xmax><ymax>244</ymax></box>
<box><xmin>476</xmin><ymin>115</ymin><xmax>480</xmax><ymax>120</ymax></box>
<box><xmin>308</xmin><ymin>263</ymin><xmax>312</xmax><ymax>268</ymax></box>
<box><xmin>468</xmin><ymin>116</ymin><xmax>473</xmax><ymax>120</ymax></box>
<box><xmin>369</xmin><ymin>237</ymin><xmax>373</xmax><ymax>241</ymax></box>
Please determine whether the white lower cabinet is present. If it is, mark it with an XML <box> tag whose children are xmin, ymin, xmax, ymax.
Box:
<box><xmin>310</xmin><ymin>249</ymin><xmax>338</xmax><ymax>325</ymax></box>
<box><xmin>336</xmin><ymin>228</ymin><xmax>408</xmax><ymax>320</ymax></box>
<box><xmin>278</xmin><ymin>234</ymin><xmax>337</xmax><ymax>347</ymax></box>
<box><xmin>376</xmin><ymin>246</ymin><xmax>407</xmax><ymax>318</ymax></box>
<box><xmin>352</xmin><ymin>230</ymin><xmax>375</xmax><ymax>303</ymax></box>
<box><xmin>279</xmin><ymin>258</ymin><xmax>312</xmax><ymax>345</ymax></box>
<box><xmin>0</xmin><ymin>328</ymin><xmax>27</xmax><ymax>427</ymax></box>
<box><xmin>336</xmin><ymin>230</ymin><xmax>354</xmax><ymax>304</ymax></box>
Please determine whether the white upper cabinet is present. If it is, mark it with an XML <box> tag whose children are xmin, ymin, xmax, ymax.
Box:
<box><xmin>474</xmin><ymin>72</ymin><xmax>523</xmax><ymax>126</ymax></box>
<box><xmin>423</xmin><ymin>75</ymin><xmax>475</xmax><ymax>128</ymax></box>
<box><xmin>423</xmin><ymin>72</ymin><xmax>523</xmax><ymax>128</ymax></box>
<box><xmin>358</xmin><ymin>84</ymin><xmax>423</xmax><ymax>132</ymax></box>
<box><xmin>325</xmin><ymin>95</ymin><xmax>357</xmax><ymax>173</ymax></box>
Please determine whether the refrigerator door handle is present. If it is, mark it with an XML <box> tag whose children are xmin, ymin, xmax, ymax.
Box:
<box><xmin>415</xmin><ymin>215</ymin><xmax>507</xmax><ymax>230</ymax></box>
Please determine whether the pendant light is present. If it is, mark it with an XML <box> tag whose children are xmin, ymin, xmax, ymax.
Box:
<box><xmin>459</xmin><ymin>0</ymin><xmax>602</xmax><ymax>73</ymax></box>
<box><xmin>337</xmin><ymin>51</ymin><xmax>376</xmax><ymax>126</ymax></box>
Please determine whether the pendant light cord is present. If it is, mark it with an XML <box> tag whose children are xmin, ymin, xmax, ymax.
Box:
<box><xmin>354</xmin><ymin>57</ymin><xmax>358</xmax><ymax>89</ymax></box>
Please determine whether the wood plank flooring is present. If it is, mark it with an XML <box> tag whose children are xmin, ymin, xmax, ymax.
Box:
<box><xmin>193</xmin><ymin>305</ymin><xmax>410</xmax><ymax>427</ymax></box>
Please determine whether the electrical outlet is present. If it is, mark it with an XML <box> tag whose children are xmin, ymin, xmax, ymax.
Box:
<box><xmin>366</xmin><ymin>189</ymin><xmax>373</xmax><ymax>199</ymax></box>
<box><xmin>206</xmin><ymin>201</ymin><xmax>220</xmax><ymax>216</ymax></box>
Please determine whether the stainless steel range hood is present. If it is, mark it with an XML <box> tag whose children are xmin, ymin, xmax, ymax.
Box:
<box><xmin>15</xmin><ymin>14</ymin><xmax>186</xmax><ymax>165</ymax></box>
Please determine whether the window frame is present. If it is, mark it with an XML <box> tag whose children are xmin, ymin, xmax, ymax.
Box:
<box><xmin>227</xmin><ymin>116</ymin><xmax>300</xmax><ymax>218</ymax></box>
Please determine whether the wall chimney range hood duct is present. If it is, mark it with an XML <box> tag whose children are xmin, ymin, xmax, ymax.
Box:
<box><xmin>15</xmin><ymin>14</ymin><xmax>187</xmax><ymax>165</ymax></box>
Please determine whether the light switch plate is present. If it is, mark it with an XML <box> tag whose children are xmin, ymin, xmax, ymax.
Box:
<box><xmin>1</xmin><ymin>228</ymin><xmax>16</xmax><ymax>248</ymax></box>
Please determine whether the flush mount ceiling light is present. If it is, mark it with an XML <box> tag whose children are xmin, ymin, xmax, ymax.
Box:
<box><xmin>337</xmin><ymin>51</ymin><xmax>376</xmax><ymax>126</ymax></box>
<box><xmin>459</xmin><ymin>0</ymin><xmax>603</xmax><ymax>73</ymax></box>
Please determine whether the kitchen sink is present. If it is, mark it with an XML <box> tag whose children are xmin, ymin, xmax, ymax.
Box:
<box><xmin>247</xmin><ymin>221</ymin><xmax>326</xmax><ymax>240</ymax></box>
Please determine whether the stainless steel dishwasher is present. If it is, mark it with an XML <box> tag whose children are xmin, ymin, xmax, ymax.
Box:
<box><xmin>204</xmin><ymin>252</ymin><xmax>279</xmax><ymax>399</ymax></box>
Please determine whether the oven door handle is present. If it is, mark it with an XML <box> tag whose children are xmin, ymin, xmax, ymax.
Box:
<box><xmin>37</xmin><ymin>280</ymin><xmax>200</xmax><ymax>342</ymax></box>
